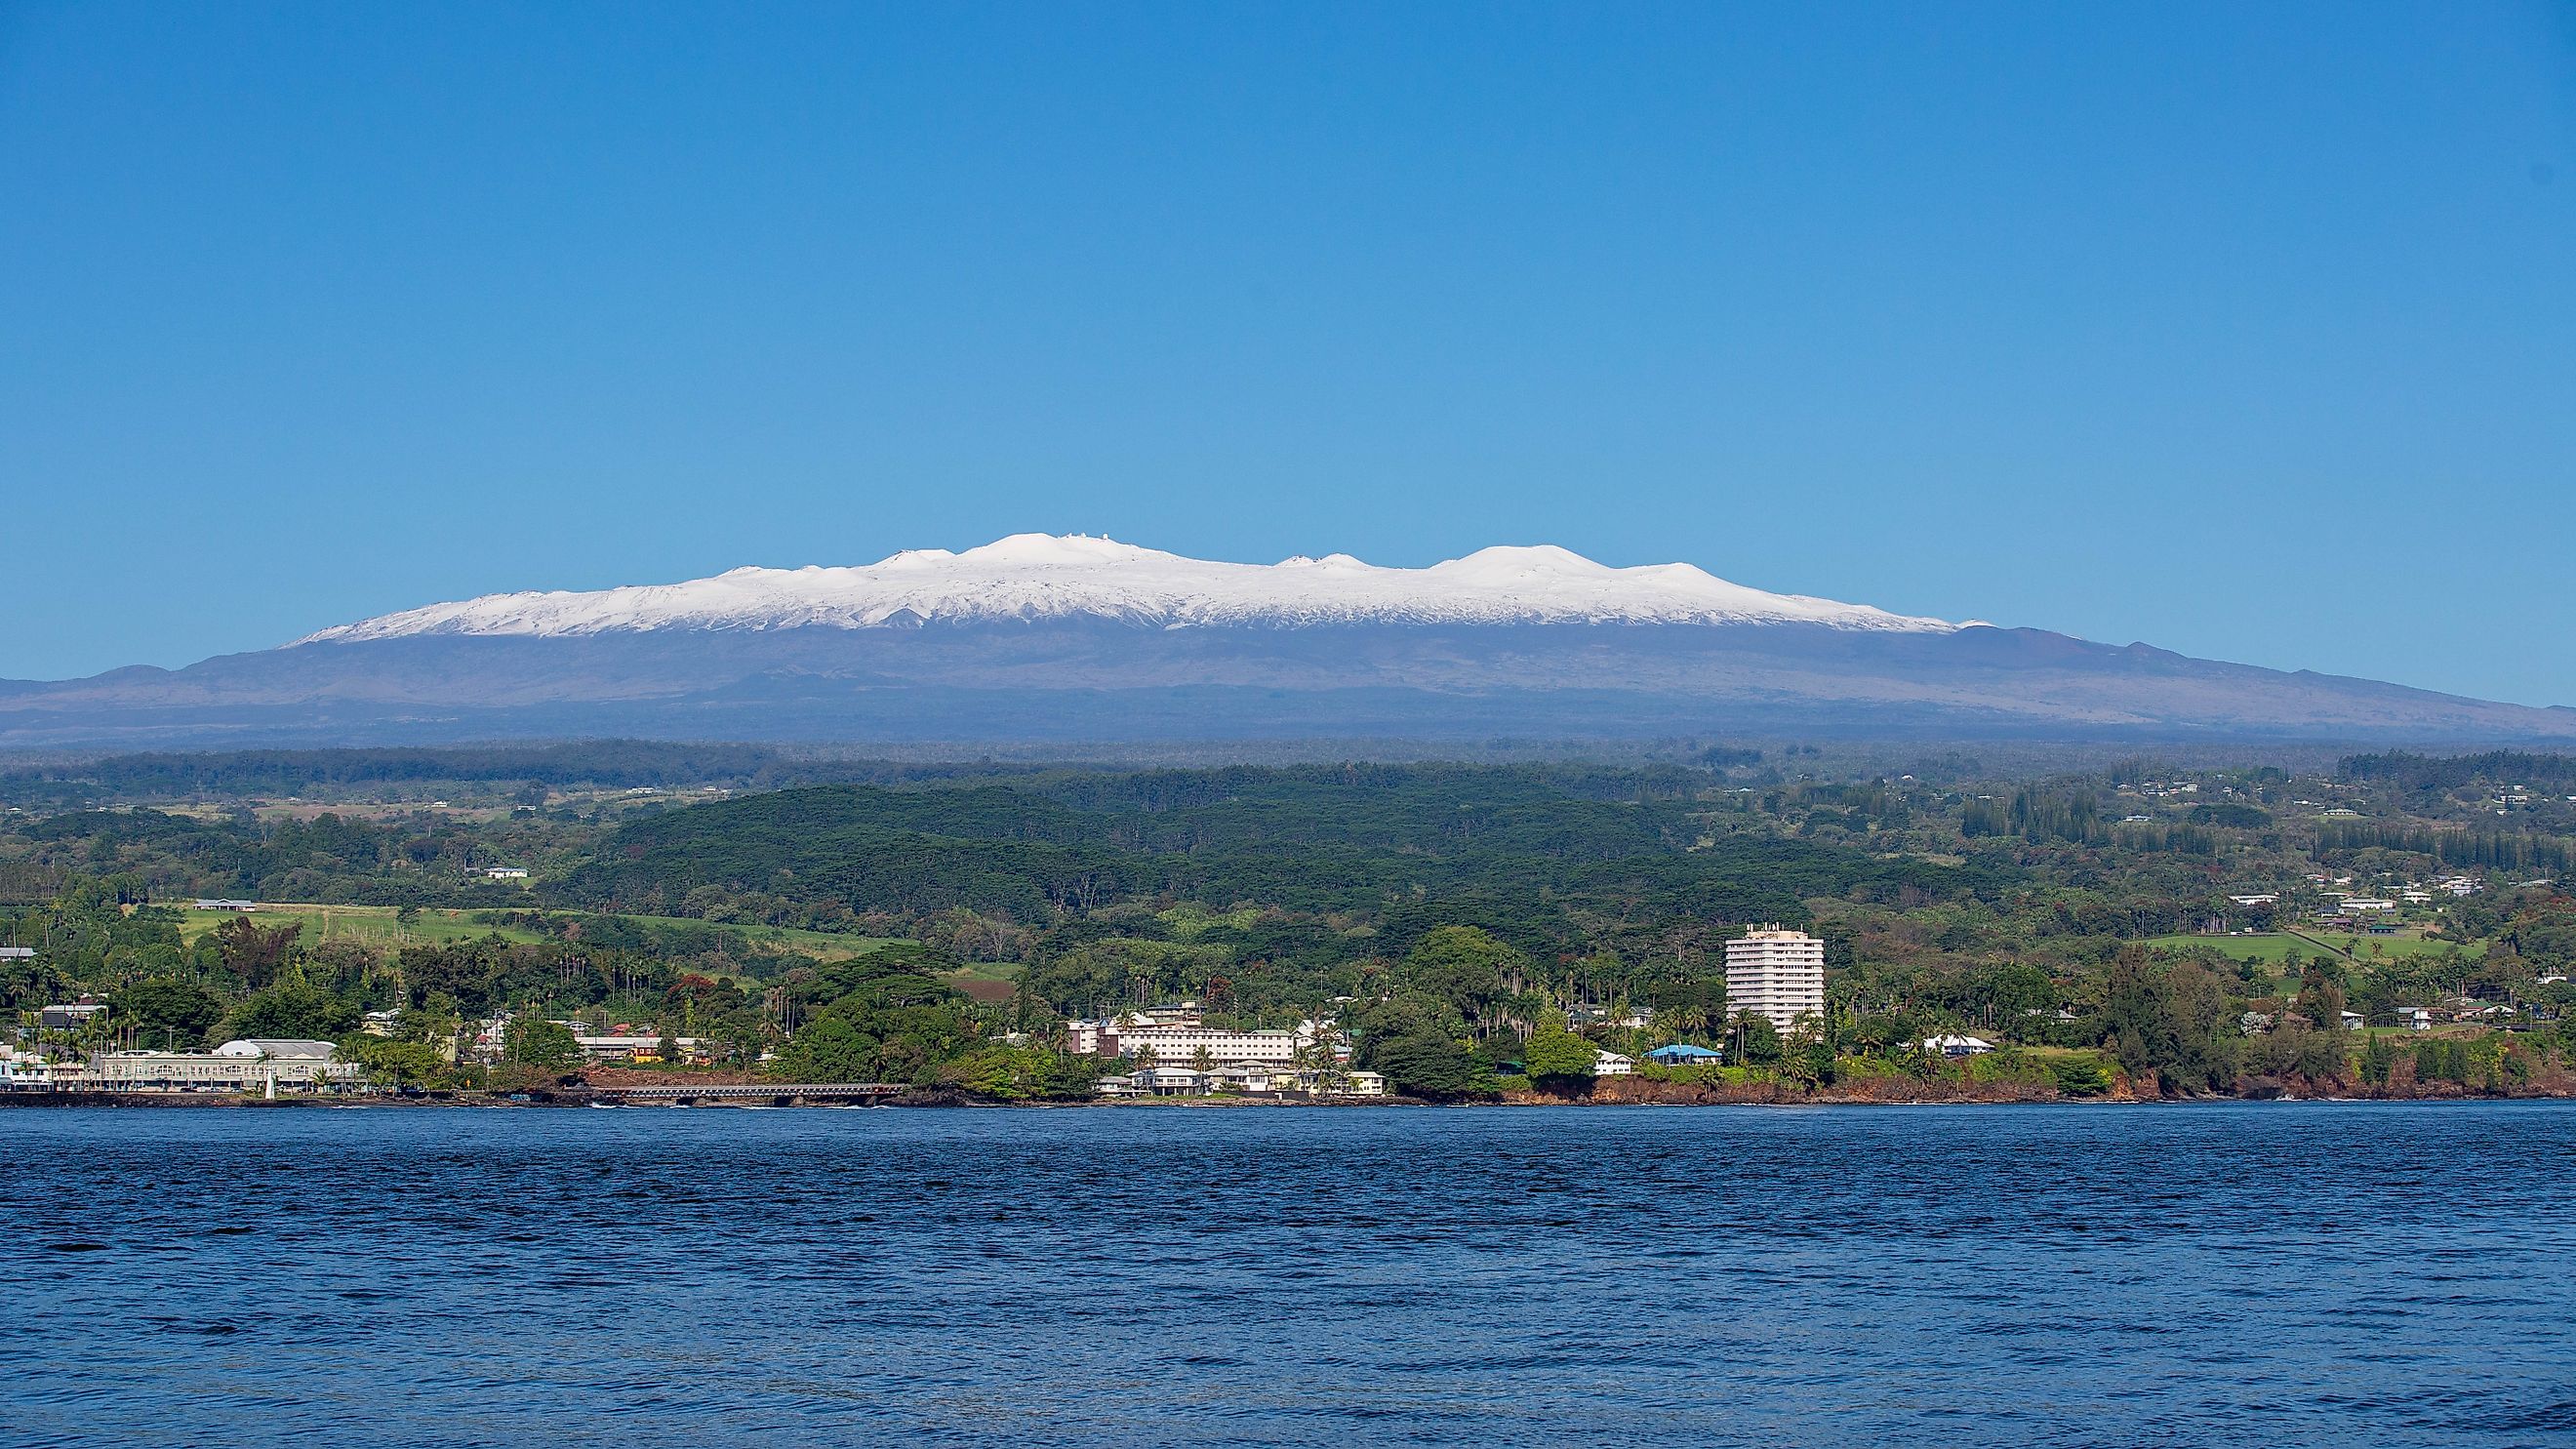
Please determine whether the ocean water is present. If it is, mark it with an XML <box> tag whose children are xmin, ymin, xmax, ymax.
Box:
<box><xmin>4</xmin><ymin>1101</ymin><xmax>2571</xmax><ymax>1447</ymax></box>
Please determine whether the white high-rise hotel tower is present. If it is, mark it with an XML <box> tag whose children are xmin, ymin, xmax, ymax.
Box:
<box><xmin>1724</xmin><ymin>926</ymin><xmax>1826</xmax><ymax>1033</ymax></box>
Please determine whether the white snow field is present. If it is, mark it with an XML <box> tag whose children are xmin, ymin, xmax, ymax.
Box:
<box><xmin>299</xmin><ymin>534</ymin><xmax>1956</xmax><ymax>642</ymax></box>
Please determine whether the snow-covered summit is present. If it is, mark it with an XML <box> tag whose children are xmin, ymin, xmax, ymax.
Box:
<box><xmin>295</xmin><ymin>534</ymin><xmax>1957</xmax><ymax>643</ymax></box>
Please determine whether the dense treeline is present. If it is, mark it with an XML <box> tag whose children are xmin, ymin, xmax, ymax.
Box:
<box><xmin>1959</xmin><ymin>789</ymin><xmax>2216</xmax><ymax>854</ymax></box>
<box><xmin>558</xmin><ymin>772</ymin><xmax>2009</xmax><ymax>991</ymax></box>
<box><xmin>2313</xmin><ymin>822</ymin><xmax>2572</xmax><ymax>874</ymax></box>
<box><xmin>2340</xmin><ymin>751</ymin><xmax>2576</xmax><ymax>792</ymax></box>
<box><xmin>0</xmin><ymin>742</ymin><xmax>1063</xmax><ymax>807</ymax></box>
<box><xmin>10</xmin><ymin>808</ymin><xmax>545</xmax><ymax>906</ymax></box>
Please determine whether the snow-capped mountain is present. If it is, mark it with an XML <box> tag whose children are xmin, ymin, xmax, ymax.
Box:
<box><xmin>5</xmin><ymin>534</ymin><xmax>2569</xmax><ymax>750</ymax></box>
<box><xmin>297</xmin><ymin>534</ymin><xmax>1956</xmax><ymax>642</ymax></box>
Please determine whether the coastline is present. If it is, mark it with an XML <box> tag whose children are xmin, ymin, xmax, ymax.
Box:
<box><xmin>10</xmin><ymin>1078</ymin><xmax>2576</xmax><ymax>1109</ymax></box>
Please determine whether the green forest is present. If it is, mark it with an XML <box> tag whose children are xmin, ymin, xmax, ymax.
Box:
<box><xmin>6</xmin><ymin>744</ymin><xmax>2575</xmax><ymax>1100</ymax></box>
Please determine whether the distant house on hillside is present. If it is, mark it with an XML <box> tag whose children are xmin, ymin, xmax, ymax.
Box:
<box><xmin>483</xmin><ymin>866</ymin><xmax>529</xmax><ymax>880</ymax></box>
<box><xmin>37</xmin><ymin>1002</ymin><xmax>105</xmax><ymax>1031</ymax></box>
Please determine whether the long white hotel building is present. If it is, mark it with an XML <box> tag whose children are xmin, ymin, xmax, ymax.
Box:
<box><xmin>1063</xmin><ymin>1003</ymin><xmax>1318</xmax><ymax>1067</ymax></box>
<box><xmin>1724</xmin><ymin>926</ymin><xmax>1827</xmax><ymax>1033</ymax></box>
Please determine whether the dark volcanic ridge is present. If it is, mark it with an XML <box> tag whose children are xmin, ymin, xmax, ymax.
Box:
<box><xmin>3</xmin><ymin>618</ymin><xmax>2568</xmax><ymax>750</ymax></box>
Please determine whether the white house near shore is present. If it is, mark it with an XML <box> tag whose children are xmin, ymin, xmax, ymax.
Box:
<box><xmin>1098</xmin><ymin>1067</ymin><xmax>1385</xmax><ymax>1099</ymax></box>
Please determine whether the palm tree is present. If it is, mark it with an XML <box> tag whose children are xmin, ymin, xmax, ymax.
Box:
<box><xmin>1294</xmin><ymin>1035</ymin><xmax>1346</xmax><ymax>1094</ymax></box>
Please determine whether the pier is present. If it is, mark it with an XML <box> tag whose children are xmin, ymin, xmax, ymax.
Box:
<box><xmin>588</xmin><ymin>1082</ymin><xmax>905</xmax><ymax>1107</ymax></box>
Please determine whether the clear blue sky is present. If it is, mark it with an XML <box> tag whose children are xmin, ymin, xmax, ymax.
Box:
<box><xmin>5</xmin><ymin>2</ymin><xmax>2572</xmax><ymax>702</ymax></box>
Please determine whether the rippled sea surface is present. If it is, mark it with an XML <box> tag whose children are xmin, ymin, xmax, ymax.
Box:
<box><xmin>7</xmin><ymin>1102</ymin><xmax>2574</xmax><ymax>1447</ymax></box>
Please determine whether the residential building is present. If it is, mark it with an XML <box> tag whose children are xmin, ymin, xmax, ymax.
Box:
<box><xmin>1921</xmin><ymin>1034</ymin><xmax>1994</xmax><ymax>1058</ymax></box>
<box><xmin>1096</xmin><ymin>1065</ymin><xmax>1386</xmax><ymax>1098</ymax></box>
<box><xmin>1725</xmin><ymin>926</ymin><xmax>1827</xmax><ymax>1033</ymax></box>
<box><xmin>1111</xmin><ymin>1001</ymin><xmax>1205</xmax><ymax>1028</ymax></box>
<box><xmin>468</xmin><ymin>1013</ymin><xmax>515</xmax><ymax>1063</ymax></box>
<box><xmin>572</xmin><ymin>1033</ymin><xmax>702</xmax><ymax>1063</ymax></box>
<box><xmin>484</xmin><ymin>866</ymin><xmax>529</xmax><ymax>880</ymax></box>
<box><xmin>1647</xmin><ymin>1043</ymin><xmax>1723</xmax><ymax>1067</ymax></box>
<box><xmin>1065</xmin><ymin>1002</ymin><xmax>1215</xmax><ymax>1055</ymax></box>
<box><xmin>36</xmin><ymin>1002</ymin><xmax>106</xmax><ymax>1032</ymax></box>
<box><xmin>0</xmin><ymin>1044</ymin><xmax>65</xmax><ymax>1089</ymax></box>
<box><xmin>1131</xmin><ymin>1067</ymin><xmax>1207</xmax><ymax>1096</ymax></box>
<box><xmin>1205</xmin><ymin>1066</ymin><xmax>1305</xmax><ymax>1094</ymax></box>
<box><xmin>193</xmin><ymin>899</ymin><xmax>259</xmax><ymax>912</ymax></box>
<box><xmin>1593</xmin><ymin>1051</ymin><xmax>1634</xmax><ymax>1077</ymax></box>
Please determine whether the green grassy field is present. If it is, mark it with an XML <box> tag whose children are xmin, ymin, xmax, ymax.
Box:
<box><xmin>2135</xmin><ymin>930</ymin><xmax>2472</xmax><ymax>964</ymax></box>
<box><xmin>176</xmin><ymin>903</ymin><xmax>904</xmax><ymax>962</ymax></box>
<box><xmin>178</xmin><ymin>904</ymin><xmax>546</xmax><ymax>947</ymax></box>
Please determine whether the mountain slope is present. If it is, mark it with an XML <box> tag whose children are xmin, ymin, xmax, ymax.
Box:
<box><xmin>4</xmin><ymin>537</ymin><xmax>2568</xmax><ymax>749</ymax></box>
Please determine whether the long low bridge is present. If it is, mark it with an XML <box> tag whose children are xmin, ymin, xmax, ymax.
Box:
<box><xmin>589</xmin><ymin>1082</ymin><xmax>906</xmax><ymax>1107</ymax></box>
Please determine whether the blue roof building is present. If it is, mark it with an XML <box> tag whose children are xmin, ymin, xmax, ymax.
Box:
<box><xmin>1646</xmin><ymin>1043</ymin><xmax>1723</xmax><ymax>1066</ymax></box>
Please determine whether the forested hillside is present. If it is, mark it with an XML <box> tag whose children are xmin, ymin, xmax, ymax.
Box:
<box><xmin>6</xmin><ymin>747</ymin><xmax>2576</xmax><ymax>1099</ymax></box>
